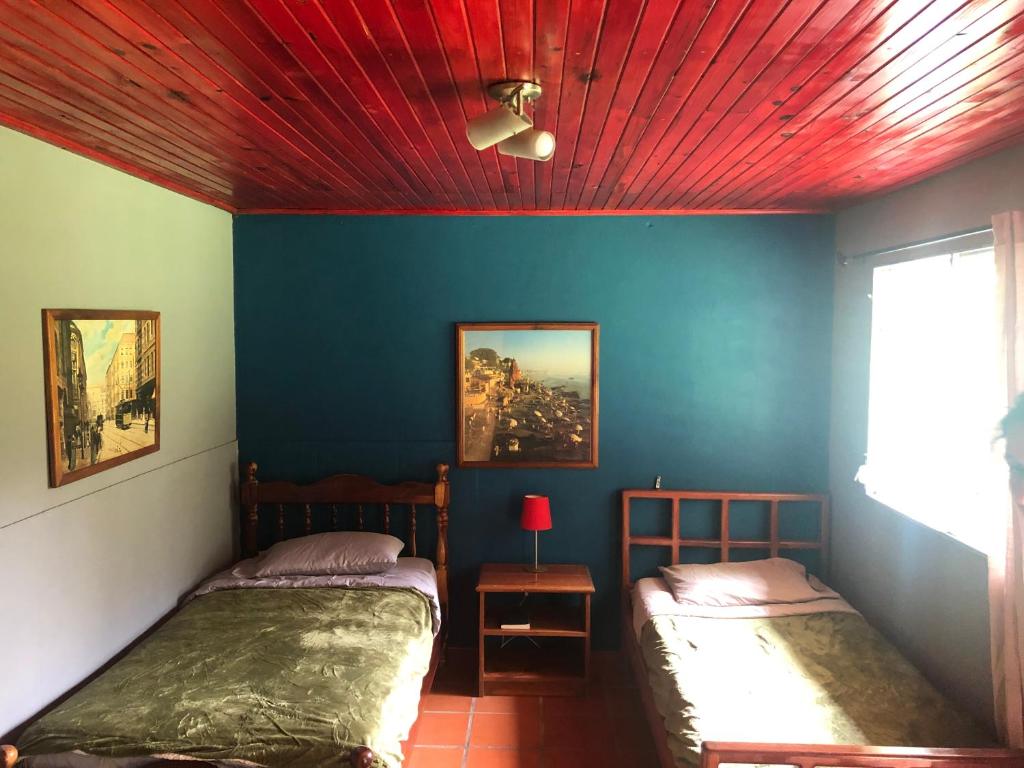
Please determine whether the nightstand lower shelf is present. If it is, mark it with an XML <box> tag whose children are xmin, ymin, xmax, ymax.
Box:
<box><xmin>481</xmin><ymin>638</ymin><xmax>587</xmax><ymax>696</ymax></box>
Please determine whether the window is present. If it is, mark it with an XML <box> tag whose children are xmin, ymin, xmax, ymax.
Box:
<box><xmin>858</xmin><ymin>244</ymin><xmax>1004</xmax><ymax>552</ymax></box>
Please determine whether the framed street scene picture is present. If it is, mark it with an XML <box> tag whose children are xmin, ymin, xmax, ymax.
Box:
<box><xmin>457</xmin><ymin>322</ymin><xmax>598</xmax><ymax>468</ymax></box>
<box><xmin>42</xmin><ymin>309</ymin><xmax>160</xmax><ymax>487</ymax></box>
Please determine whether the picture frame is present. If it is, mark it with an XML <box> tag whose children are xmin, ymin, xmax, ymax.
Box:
<box><xmin>456</xmin><ymin>322</ymin><xmax>599</xmax><ymax>468</ymax></box>
<box><xmin>42</xmin><ymin>309</ymin><xmax>160</xmax><ymax>487</ymax></box>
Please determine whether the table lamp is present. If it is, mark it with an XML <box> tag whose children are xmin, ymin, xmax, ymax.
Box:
<box><xmin>521</xmin><ymin>495</ymin><xmax>552</xmax><ymax>573</ymax></box>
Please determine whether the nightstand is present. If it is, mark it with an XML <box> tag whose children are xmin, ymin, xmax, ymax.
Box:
<box><xmin>476</xmin><ymin>563</ymin><xmax>594</xmax><ymax>696</ymax></box>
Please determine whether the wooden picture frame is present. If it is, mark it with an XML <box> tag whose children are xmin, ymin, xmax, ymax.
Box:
<box><xmin>456</xmin><ymin>322</ymin><xmax>598</xmax><ymax>468</ymax></box>
<box><xmin>42</xmin><ymin>309</ymin><xmax>160</xmax><ymax>487</ymax></box>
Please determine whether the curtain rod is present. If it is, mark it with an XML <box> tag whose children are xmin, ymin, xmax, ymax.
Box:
<box><xmin>838</xmin><ymin>225</ymin><xmax>993</xmax><ymax>265</ymax></box>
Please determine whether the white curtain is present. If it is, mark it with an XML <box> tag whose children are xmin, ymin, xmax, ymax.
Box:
<box><xmin>991</xmin><ymin>209</ymin><xmax>1024</xmax><ymax>747</ymax></box>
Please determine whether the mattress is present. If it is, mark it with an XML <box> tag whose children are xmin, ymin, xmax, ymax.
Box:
<box><xmin>18</xmin><ymin>560</ymin><xmax>440</xmax><ymax>768</ymax></box>
<box><xmin>633</xmin><ymin>577</ymin><xmax>991</xmax><ymax>767</ymax></box>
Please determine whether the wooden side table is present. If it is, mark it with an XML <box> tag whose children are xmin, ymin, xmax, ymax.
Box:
<box><xmin>476</xmin><ymin>563</ymin><xmax>595</xmax><ymax>696</ymax></box>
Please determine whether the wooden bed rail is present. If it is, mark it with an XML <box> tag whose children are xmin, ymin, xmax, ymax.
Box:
<box><xmin>0</xmin><ymin>741</ymin><xmax>377</xmax><ymax>767</ymax></box>
<box><xmin>701</xmin><ymin>741</ymin><xmax>1024</xmax><ymax>767</ymax></box>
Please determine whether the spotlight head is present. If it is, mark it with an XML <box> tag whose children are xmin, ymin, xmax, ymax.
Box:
<box><xmin>497</xmin><ymin>129</ymin><xmax>555</xmax><ymax>161</ymax></box>
<box><xmin>466</xmin><ymin>104</ymin><xmax>532</xmax><ymax>151</ymax></box>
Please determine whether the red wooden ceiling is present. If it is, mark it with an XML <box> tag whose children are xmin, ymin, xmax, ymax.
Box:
<box><xmin>1</xmin><ymin>1</ymin><xmax>1023</xmax><ymax>214</ymax></box>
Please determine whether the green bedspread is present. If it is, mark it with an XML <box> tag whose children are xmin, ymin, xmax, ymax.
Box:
<box><xmin>18</xmin><ymin>587</ymin><xmax>435</xmax><ymax>768</ymax></box>
<box><xmin>639</xmin><ymin>611</ymin><xmax>990</xmax><ymax>767</ymax></box>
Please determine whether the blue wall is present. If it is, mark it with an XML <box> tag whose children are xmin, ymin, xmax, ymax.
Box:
<box><xmin>233</xmin><ymin>214</ymin><xmax>835</xmax><ymax>648</ymax></box>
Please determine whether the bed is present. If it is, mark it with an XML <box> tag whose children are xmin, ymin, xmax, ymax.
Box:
<box><xmin>620</xmin><ymin>488</ymin><xmax>1024</xmax><ymax>768</ymax></box>
<box><xmin>3</xmin><ymin>462</ymin><xmax>451</xmax><ymax>768</ymax></box>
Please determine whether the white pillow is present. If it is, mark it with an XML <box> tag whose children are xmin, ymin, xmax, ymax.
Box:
<box><xmin>250</xmin><ymin>531</ymin><xmax>404</xmax><ymax>577</ymax></box>
<box><xmin>658</xmin><ymin>557</ymin><xmax>836</xmax><ymax>607</ymax></box>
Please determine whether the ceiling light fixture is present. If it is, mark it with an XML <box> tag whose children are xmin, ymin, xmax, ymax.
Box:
<box><xmin>497</xmin><ymin>127</ymin><xmax>555</xmax><ymax>162</ymax></box>
<box><xmin>466</xmin><ymin>81</ymin><xmax>555</xmax><ymax>162</ymax></box>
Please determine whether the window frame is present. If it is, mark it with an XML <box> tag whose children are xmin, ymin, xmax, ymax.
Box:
<box><xmin>856</xmin><ymin>228</ymin><xmax>999</xmax><ymax>553</ymax></box>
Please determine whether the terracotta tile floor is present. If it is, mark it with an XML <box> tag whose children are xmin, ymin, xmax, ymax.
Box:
<box><xmin>401</xmin><ymin>649</ymin><xmax>660</xmax><ymax>768</ymax></box>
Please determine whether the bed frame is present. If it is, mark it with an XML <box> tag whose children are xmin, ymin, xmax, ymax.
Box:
<box><xmin>1</xmin><ymin>462</ymin><xmax>451</xmax><ymax>768</ymax></box>
<box><xmin>240</xmin><ymin>461</ymin><xmax>450</xmax><ymax>632</ymax></box>
<box><xmin>621</xmin><ymin>488</ymin><xmax>1024</xmax><ymax>768</ymax></box>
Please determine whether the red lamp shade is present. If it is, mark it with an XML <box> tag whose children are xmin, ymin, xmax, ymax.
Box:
<box><xmin>521</xmin><ymin>495</ymin><xmax>552</xmax><ymax>531</ymax></box>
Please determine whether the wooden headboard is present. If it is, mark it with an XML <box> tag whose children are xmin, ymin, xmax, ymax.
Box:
<box><xmin>240</xmin><ymin>462</ymin><xmax>451</xmax><ymax>612</ymax></box>
<box><xmin>621</xmin><ymin>489</ymin><xmax>829</xmax><ymax>590</ymax></box>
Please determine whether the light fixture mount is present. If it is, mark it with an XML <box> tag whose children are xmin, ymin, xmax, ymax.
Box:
<box><xmin>487</xmin><ymin>81</ymin><xmax>543</xmax><ymax>104</ymax></box>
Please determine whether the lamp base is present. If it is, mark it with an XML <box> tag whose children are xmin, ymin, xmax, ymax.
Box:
<box><xmin>524</xmin><ymin>530</ymin><xmax>547</xmax><ymax>573</ymax></box>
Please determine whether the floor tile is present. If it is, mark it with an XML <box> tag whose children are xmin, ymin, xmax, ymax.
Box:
<box><xmin>542</xmin><ymin>713</ymin><xmax>611</xmax><ymax>749</ymax></box>
<box><xmin>542</xmin><ymin>691</ymin><xmax>607</xmax><ymax>719</ymax></box>
<box><xmin>543</xmin><ymin>745</ymin><xmax>621</xmax><ymax>768</ymax></box>
<box><xmin>604</xmin><ymin>687</ymin><xmax>646</xmax><ymax>719</ymax></box>
<box><xmin>613</xmin><ymin>715</ymin><xmax>660</xmax><ymax>766</ymax></box>
<box><xmin>465</xmin><ymin>748</ymin><xmax>539</xmax><ymax>768</ymax></box>
<box><xmin>405</xmin><ymin>745</ymin><xmax>465</xmax><ymax>768</ymax></box>
<box><xmin>431</xmin><ymin>649</ymin><xmax>477</xmax><ymax>696</ymax></box>
<box><xmin>422</xmin><ymin>692</ymin><xmax>473</xmax><ymax>712</ymax></box>
<box><xmin>615</xmin><ymin>712</ymin><xmax>655</xmax><ymax>745</ymax></box>
<box><xmin>616</xmin><ymin>738</ymin><xmax>662</xmax><ymax>768</ymax></box>
<box><xmin>593</xmin><ymin>656</ymin><xmax>635</xmax><ymax>688</ymax></box>
<box><xmin>413</xmin><ymin>649</ymin><xmax>659</xmax><ymax>765</ymax></box>
<box><xmin>470</xmin><ymin>711</ymin><xmax>542</xmax><ymax>748</ymax></box>
<box><xmin>416</xmin><ymin>711</ymin><xmax>471</xmax><ymax>747</ymax></box>
<box><xmin>475</xmin><ymin>695</ymin><xmax>541</xmax><ymax>715</ymax></box>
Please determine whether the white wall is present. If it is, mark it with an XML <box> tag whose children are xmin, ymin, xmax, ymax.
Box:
<box><xmin>0</xmin><ymin>126</ymin><xmax>237</xmax><ymax>733</ymax></box>
<box><xmin>831</xmin><ymin>143</ymin><xmax>1024</xmax><ymax>733</ymax></box>
<box><xmin>837</xmin><ymin>144</ymin><xmax>1024</xmax><ymax>257</ymax></box>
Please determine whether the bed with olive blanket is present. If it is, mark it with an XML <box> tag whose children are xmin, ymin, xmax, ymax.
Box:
<box><xmin>7</xmin><ymin>462</ymin><xmax>452</xmax><ymax>768</ymax></box>
<box><xmin>17</xmin><ymin>582</ymin><xmax>435</xmax><ymax>768</ymax></box>
<box><xmin>636</xmin><ymin>603</ymin><xmax>991</xmax><ymax>767</ymax></box>
<box><xmin>620</xmin><ymin>488</ymin><xmax>1022</xmax><ymax>768</ymax></box>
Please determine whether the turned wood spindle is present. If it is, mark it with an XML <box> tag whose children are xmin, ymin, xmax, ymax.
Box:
<box><xmin>277</xmin><ymin>504</ymin><xmax>285</xmax><ymax>542</ymax></box>
<box><xmin>357</xmin><ymin>504</ymin><xmax>364</xmax><ymax>531</ymax></box>
<box><xmin>434</xmin><ymin>463</ymin><xmax>450</xmax><ymax>615</ymax></box>
<box><xmin>383</xmin><ymin>503</ymin><xmax>390</xmax><ymax>535</ymax></box>
<box><xmin>242</xmin><ymin>462</ymin><xmax>260</xmax><ymax>558</ymax></box>
<box><xmin>304</xmin><ymin>503</ymin><xmax>312</xmax><ymax>535</ymax></box>
<box><xmin>410</xmin><ymin>504</ymin><xmax>417</xmax><ymax>557</ymax></box>
<box><xmin>331</xmin><ymin>504</ymin><xmax>338</xmax><ymax>531</ymax></box>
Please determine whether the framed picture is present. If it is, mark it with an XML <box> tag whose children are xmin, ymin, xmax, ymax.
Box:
<box><xmin>42</xmin><ymin>309</ymin><xmax>160</xmax><ymax>487</ymax></box>
<box><xmin>457</xmin><ymin>322</ymin><xmax>598</xmax><ymax>468</ymax></box>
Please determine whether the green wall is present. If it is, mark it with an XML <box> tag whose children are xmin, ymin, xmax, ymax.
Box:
<box><xmin>233</xmin><ymin>214</ymin><xmax>836</xmax><ymax>648</ymax></box>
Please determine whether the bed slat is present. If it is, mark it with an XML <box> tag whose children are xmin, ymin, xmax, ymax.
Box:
<box><xmin>720</xmin><ymin>500</ymin><xmax>730</xmax><ymax>562</ymax></box>
<box><xmin>670</xmin><ymin>497</ymin><xmax>680</xmax><ymax>565</ymax></box>
<box><xmin>770</xmin><ymin>499</ymin><xmax>780</xmax><ymax>558</ymax></box>
<box><xmin>410</xmin><ymin>504</ymin><xmax>417</xmax><ymax>557</ymax></box>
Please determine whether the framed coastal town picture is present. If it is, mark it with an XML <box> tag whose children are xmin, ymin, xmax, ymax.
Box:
<box><xmin>42</xmin><ymin>309</ymin><xmax>160</xmax><ymax>487</ymax></box>
<box><xmin>456</xmin><ymin>322</ymin><xmax>598</xmax><ymax>468</ymax></box>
